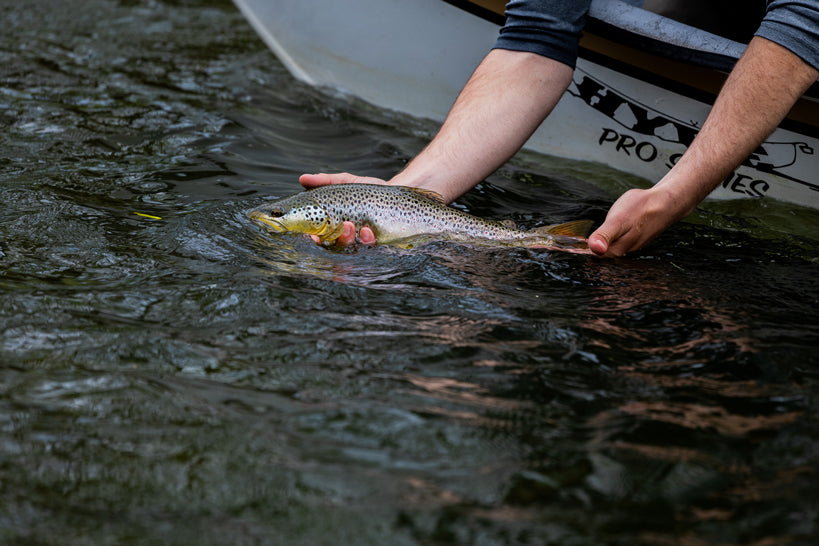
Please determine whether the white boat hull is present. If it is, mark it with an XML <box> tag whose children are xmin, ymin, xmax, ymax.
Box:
<box><xmin>233</xmin><ymin>0</ymin><xmax>819</xmax><ymax>210</ymax></box>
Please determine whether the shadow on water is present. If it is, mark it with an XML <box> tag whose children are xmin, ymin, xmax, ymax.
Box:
<box><xmin>1</xmin><ymin>0</ymin><xmax>819</xmax><ymax>545</ymax></box>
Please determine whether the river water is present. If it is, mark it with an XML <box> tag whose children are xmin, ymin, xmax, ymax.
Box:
<box><xmin>2</xmin><ymin>1</ymin><xmax>819</xmax><ymax>544</ymax></box>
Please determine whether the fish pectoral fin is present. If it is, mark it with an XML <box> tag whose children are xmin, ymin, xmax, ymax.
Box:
<box><xmin>403</xmin><ymin>186</ymin><xmax>447</xmax><ymax>204</ymax></box>
<box><xmin>533</xmin><ymin>220</ymin><xmax>594</xmax><ymax>239</ymax></box>
<box><xmin>315</xmin><ymin>221</ymin><xmax>345</xmax><ymax>242</ymax></box>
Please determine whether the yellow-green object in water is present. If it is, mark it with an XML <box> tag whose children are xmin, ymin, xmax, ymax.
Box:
<box><xmin>249</xmin><ymin>184</ymin><xmax>593</xmax><ymax>253</ymax></box>
<box><xmin>133</xmin><ymin>212</ymin><xmax>162</xmax><ymax>220</ymax></box>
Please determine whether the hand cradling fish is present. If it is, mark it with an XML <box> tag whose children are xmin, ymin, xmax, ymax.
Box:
<box><xmin>249</xmin><ymin>184</ymin><xmax>593</xmax><ymax>253</ymax></box>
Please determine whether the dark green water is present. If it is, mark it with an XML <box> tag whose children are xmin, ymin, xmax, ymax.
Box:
<box><xmin>2</xmin><ymin>1</ymin><xmax>819</xmax><ymax>544</ymax></box>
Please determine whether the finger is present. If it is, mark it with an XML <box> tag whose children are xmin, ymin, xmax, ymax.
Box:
<box><xmin>299</xmin><ymin>173</ymin><xmax>386</xmax><ymax>189</ymax></box>
<box><xmin>300</xmin><ymin>173</ymin><xmax>348</xmax><ymax>188</ymax></box>
<box><xmin>335</xmin><ymin>221</ymin><xmax>357</xmax><ymax>246</ymax></box>
<box><xmin>587</xmin><ymin>231</ymin><xmax>609</xmax><ymax>256</ymax></box>
<box><xmin>358</xmin><ymin>225</ymin><xmax>376</xmax><ymax>245</ymax></box>
<box><xmin>589</xmin><ymin>223</ymin><xmax>631</xmax><ymax>258</ymax></box>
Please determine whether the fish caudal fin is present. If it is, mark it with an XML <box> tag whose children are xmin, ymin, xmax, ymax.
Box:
<box><xmin>532</xmin><ymin>220</ymin><xmax>594</xmax><ymax>239</ymax></box>
<box><xmin>519</xmin><ymin>220</ymin><xmax>595</xmax><ymax>253</ymax></box>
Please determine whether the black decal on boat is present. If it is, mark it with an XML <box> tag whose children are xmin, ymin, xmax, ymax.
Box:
<box><xmin>575</xmin><ymin>71</ymin><xmax>818</xmax><ymax>192</ymax></box>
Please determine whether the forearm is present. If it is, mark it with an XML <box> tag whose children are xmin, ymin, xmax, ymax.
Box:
<box><xmin>654</xmin><ymin>37</ymin><xmax>818</xmax><ymax>215</ymax></box>
<box><xmin>390</xmin><ymin>48</ymin><xmax>574</xmax><ymax>202</ymax></box>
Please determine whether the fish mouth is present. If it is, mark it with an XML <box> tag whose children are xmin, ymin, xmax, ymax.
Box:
<box><xmin>248</xmin><ymin>209</ymin><xmax>286</xmax><ymax>232</ymax></box>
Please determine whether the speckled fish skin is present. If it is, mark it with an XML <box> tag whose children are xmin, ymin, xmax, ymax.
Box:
<box><xmin>249</xmin><ymin>184</ymin><xmax>592</xmax><ymax>251</ymax></box>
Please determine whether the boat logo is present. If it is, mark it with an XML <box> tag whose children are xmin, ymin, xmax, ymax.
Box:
<box><xmin>568</xmin><ymin>69</ymin><xmax>817</xmax><ymax>197</ymax></box>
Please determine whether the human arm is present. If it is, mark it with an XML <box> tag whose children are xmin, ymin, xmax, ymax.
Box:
<box><xmin>300</xmin><ymin>47</ymin><xmax>575</xmax><ymax>244</ymax></box>
<box><xmin>301</xmin><ymin>48</ymin><xmax>574</xmax><ymax>202</ymax></box>
<box><xmin>301</xmin><ymin>0</ymin><xmax>590</xmax><ymax>202</ymax></box>
<box><xmin>588</xmin><ymin>36</ymin><xmax>819</xmax><ymax>256</ymax></box>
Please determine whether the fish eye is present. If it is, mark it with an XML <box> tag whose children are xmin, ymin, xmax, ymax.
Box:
<box><xmin>267</xmin><ymin>209</ymin><xmax>284</xmax><ymax>218</ymax></box>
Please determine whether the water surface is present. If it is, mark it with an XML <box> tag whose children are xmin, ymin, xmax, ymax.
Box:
<box><xmin>2</xmin><ymin>1</ymin><xmax>819</xmax><ymax>544</ymax></box>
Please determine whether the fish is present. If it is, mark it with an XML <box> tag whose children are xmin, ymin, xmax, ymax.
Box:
<box><xmin>248</xmin><ymin>184</ymin><xmax>593</xmax><ymax>253</ymax></box>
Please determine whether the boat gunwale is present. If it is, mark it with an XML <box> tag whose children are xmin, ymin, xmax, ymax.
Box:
<box><xmin>442</xmin><ymin>0</ymin><xmax>819</xmax><ymax>110</ymax></box>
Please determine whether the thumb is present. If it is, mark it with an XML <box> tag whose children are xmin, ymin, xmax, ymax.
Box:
<box><xmin>587</xmin><ymin>229</ymin><xmax>610</xmax><ymax>256</ymax></box>
<box><xmin>589</xmin><ymin>217</ymin><xmax>631</xmax><ymax>257</ymax></box>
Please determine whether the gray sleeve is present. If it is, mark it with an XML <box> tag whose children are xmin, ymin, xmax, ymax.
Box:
<box><xmin>493</xmin><ymin>0</ymin><xmax>593</xmax><ymax>69</ymax></box>
<box><xmin>756</xmin><ymin>0</ymin><xmax>819</xmax><ymax>70</ymax></box>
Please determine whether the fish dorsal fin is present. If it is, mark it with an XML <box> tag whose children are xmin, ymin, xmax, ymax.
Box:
<box><xmin>534</xmin><ymin>220</ymin><xmax>594</xmax><ymax>239</ymax></box>
<box><xmin>404</xmin><ymin>186</ymin><xmax>446</xmax><ymax>204</ymax></box>
<box><xmin>500</xmin><ymin>219</ymin><xmax>517</xmax><ymax>229</ymax></box>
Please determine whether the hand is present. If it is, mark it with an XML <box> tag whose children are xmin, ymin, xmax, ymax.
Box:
<box><xmin>588</xmin><ymin>186</ymin><xmax>689</xmax><ymax>257</ymax></box>
<box><xmin>299</xmin><ymin>173</ymin><xmax>380</xmax><ymax>246</ymax></box>
<box><xmin>308</xmin><ymin>221</ymin><xmax>377</xmax><ymax>246</ymax></box>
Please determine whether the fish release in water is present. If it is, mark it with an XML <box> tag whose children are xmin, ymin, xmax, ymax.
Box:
<box><xmin>249</xmin><ymin>184</ymin><xmax>594</xmax><ymax>253</ymax></box>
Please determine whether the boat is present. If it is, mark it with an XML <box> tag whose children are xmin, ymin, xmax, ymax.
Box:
<box><xmin>232</xmin><ymin>0</ymin><xmax>819</xmax><ymax>210</ymax></box>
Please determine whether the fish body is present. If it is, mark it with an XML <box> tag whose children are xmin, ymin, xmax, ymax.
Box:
<box><xmin>249</xmin><ymin>184</ymin><xmax>592</xmax><ymax>252</ymax></box>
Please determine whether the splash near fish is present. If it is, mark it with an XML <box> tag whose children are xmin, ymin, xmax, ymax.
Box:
<box><xmin>249</xmin><ymin>184</ymin><xmax>593</xmax><ymax>253</ymax></box>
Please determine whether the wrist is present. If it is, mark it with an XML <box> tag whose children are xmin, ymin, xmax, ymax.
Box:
<box><xmin>648</xmin><ymin>179</ymin><xmax>698</xmax><ymax>222</ymax></box>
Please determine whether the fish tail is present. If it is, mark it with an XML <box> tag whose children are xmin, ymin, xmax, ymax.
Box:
<box><xmin>529</xmin><ymin>220</ymin><xmax>594</xmax><ymax>239</ymax></box>
<box><xmin>521</xmin><ymin>220</ymin><xmax>594</xmax><ymax>252</ymax></box>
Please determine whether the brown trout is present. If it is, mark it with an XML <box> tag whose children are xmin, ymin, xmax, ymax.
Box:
<box><xmin>249</xmin><ymin>184</ymin><xmax>593</xmax><ymax>252</ymax></box>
